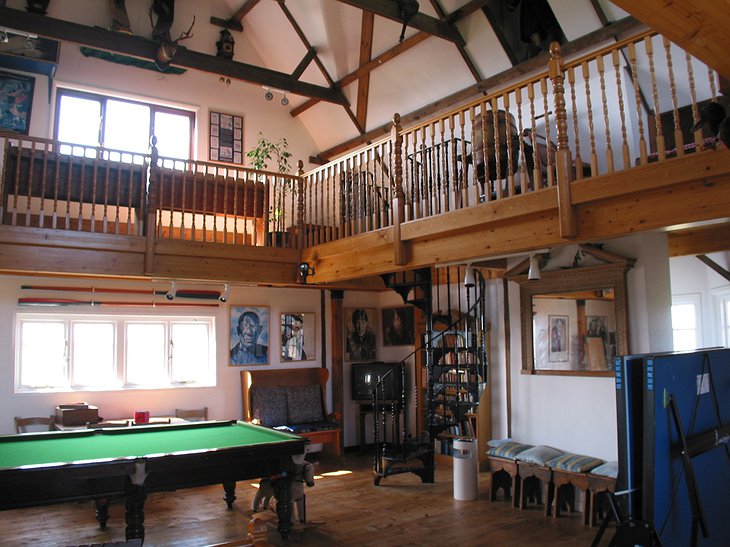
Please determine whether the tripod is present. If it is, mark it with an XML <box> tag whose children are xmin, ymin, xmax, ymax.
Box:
<box><xmin>591</xmin><ymin>491</ymin><xmax>662</xmax><ymax>547</ymax></box>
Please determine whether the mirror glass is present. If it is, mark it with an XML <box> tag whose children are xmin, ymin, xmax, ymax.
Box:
<box><xmin>532</xmin><ymin>288</ymin><xmax>616</xmax><ymax>372</ymax></box>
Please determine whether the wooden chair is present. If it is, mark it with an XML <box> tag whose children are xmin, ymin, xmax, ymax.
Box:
<box><xmin>15</xmin><ymin>415</ymin><xmax>55</xmax><ymax>433</ymax></box>
<box><xmin>175</xmin><ymin>407</ymin><xmax>208</xmax><ymax>421</ymax></box>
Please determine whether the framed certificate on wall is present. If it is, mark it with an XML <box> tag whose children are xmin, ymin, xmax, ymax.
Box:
<box><xmin>209</xmin><ymin>111</ymin><xmax>243</xmax><ymax>164</ymax></box>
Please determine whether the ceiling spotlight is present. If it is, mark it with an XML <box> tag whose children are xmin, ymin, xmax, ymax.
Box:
<box><xmin>264</xmin><ymin>90</ymin><xmax>273</xmax><ymax>101</ymax></box>
<box><xmin>0</xmin><ymin>31</ymin><xmax>8</xmax><ymax>44</ymax></box>
<box><xmin>165</xmin><ymin>281</ymin><xmax>177</xmax><ymax>300</ymax></box>
<box><xmin>25</xmin><ymin>37</ymin><xmax>35</xmax><ymax>50</ymax></box>
<box><xmin>219</xmin><ymin>283</ymin><xmax>230</xmax><ymax>303</ymax></box>
<box><xmin>528</xmin><ymin>255</ymin><xmax>541</xmax><ymax>281</ymax></box>
<box><xmin>281</xmin><ymin>95</ymin><xmax>289</xmax><ymax>106</ymax></box>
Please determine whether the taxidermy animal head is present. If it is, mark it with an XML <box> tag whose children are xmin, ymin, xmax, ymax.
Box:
<box><xmin>149</xmin><ymin>8</ymin><xmax>195</xmax><ymax>70</ymax></box>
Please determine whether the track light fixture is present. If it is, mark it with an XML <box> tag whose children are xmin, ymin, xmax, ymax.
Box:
<box><xmin>262</xmin><ymin>86</ymin><xmax>290</xmax><ymax>106</ymax></box>
<box><xmin>165</xmin><ymin>281</ymin><xmax>177</xmax><ymax>300</ymax></box>
<box><xmin>219</xmin><ymin>283</ymin><xmax>230</xmax><ymax>303</ymax></box>
<box><xmin>264</xmin><ymin>89</ymin><xmax>273</xmax><ymax>101</ymax></box>
<box><xmin>281</xmin><ymin>94</ymin><xmax>289</xmax><ymax>106</ymax></box>
<box><xmin>298</xmin><ymin>262</ymin><xmax>314</xmax><ymax>284</ymax></box>
<box><xmin>528</xmin><ymin>255</ymin><xmax>541</xmax><ymax>281</ymax></box>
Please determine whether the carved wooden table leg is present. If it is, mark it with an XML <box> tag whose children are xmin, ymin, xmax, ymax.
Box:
<box><xmin>272</xmin><ymin>475</ymin><xmax>293</xmax><ymax>540</ymax></box>
<box><xmin>95</xmin><ymin>497</ymin><xmax>110</xmax><ymax>528</ymax></box>
<box><xmin>222</xmin><ymin>481</ymin><xmax>237</xmax><ymax>509</ymax></box>
<box><xmin>125</xmin><ymin>484</ymin><xmax>147</xmax><ymax>541</ymax></box>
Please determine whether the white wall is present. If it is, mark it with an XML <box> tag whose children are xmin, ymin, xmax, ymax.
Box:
<box><xmin>0</xmin><ymin>276</ymin><xmax>327</xmax><ymax>435</ymax></box>
<box><xmin>499</xmin><ymin>233</ymin><xmax>673</xmax><ymax>461</ymax></box>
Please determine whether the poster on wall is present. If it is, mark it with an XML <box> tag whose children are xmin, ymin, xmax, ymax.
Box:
<box><xmin>548</xmin><ymin>315</ymin><xmax>568</xmax><ymax>362</ymax></box>
<box><xmin>345</xmin><ymin>307</ymin><xmax>377</xmax><ymax>361</ymax></box>
<box><xmin>381</xmin><ymin>306</ymin><xmax>414</xmax><ymax>346</ymax></box>
<box><xmin>209</xmin><ymin>111</ymin><xmax>243</xmax><ymax>164</ymax></box>
<box><xmin>0</xmin><ymin>71</ymin><xmax>35</xmax><ymax>134</ymax></box>
<box><xmin>229</xmin><ymin>306</ymin><xmax>269</xmax><ymax>365</ymax></box>
<box><xmin>280</xmin><ymin>313</ymin><xmax>315</xmax><ymax>362</ymax></box>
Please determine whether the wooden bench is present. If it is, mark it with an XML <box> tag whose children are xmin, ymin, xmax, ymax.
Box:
<box><xmin>241</xmin><ymin>367</ymin><xmax>342</xmax><ymax>456</ymax></box>
<box><xmin>485</xmin><ymin>455</ymin><xmax>520</xmax><ymax>507</ymax></box>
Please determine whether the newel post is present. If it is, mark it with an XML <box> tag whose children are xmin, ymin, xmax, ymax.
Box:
<box><xmin>296</xmin><ymin>159</ymin><xmax>305</xmax><ymax>252</ymax></box>
<box><xmin>144</xmin><ymin>136</ymin><xmax>159</xmax><ymax>275</ymax></box>
<box><xmin>549</xmin><ymin>42</ymin><xmax>576</xmax><ymax>239</ymax></box>
<box><xmin>391</xmin><ymin>113</ymin><xmax>407</xmax><ymax>266</ymax></box>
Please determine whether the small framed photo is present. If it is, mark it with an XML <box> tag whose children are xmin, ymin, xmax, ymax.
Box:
<box><xmin>280</xmin><ymin>313</ymin><xmax>315</xmax><ymax>362</ymax></box>
<box><xmin>548</xmin><ymin>315</ymin><xmax>568</xmax><ymax>362</ymax></box>
<box><xmin>345</xmin><ymin>307</ymin><xmax>377</xmax><ymax>361</ymax></box>
<box><xmin>229</xmin><ymin>306</ymin><xmax>269</xmax><ymax>365</ymax></box>
<box><xmin>209</xmin><ymin>110</ymin><xmax>243</xmax><ymax>164</ymax></box>
<box><xmin>0</xmin><ymin>71</ymin><xmax>35</xmax><ymax>134</ymax></box>
<box><xmin>382</xmin><ymin>306</ymin><xmax>414</xmax><ymax>346</ymax></box>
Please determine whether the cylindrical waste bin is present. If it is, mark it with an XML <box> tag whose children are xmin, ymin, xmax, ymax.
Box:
<box><xmin>452</xmin><ymin>437</ymin><xmax>478</xmax><ymax>500</ymax></box>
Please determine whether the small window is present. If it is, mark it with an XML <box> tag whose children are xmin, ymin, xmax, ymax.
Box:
<box><xmin>15</xmin><ymin>313</ymin><xmax>215</xmax><ymax>393</ymax></box>
<box><xmin>671</xmin><ymin>294</ymin><xmax>701</xmax><ymax>351</ymax></box>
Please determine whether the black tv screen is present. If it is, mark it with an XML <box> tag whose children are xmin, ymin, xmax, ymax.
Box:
<box><xmin>351</xmin><ymin>362</ymin><xmax>404</xmax><ymax>402</ymax></box>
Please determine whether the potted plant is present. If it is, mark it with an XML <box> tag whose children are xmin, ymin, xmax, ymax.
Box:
<box><xmin>246</xmin><ymin>133</ymin><xmax>293</xmax><ymax>246</ymax></box>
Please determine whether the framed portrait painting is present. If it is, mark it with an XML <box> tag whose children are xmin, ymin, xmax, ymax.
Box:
<box><xmin>382</xmin><ymin>306</ymin><xmax>414</xmax><ymax>346</ymax></box>
<box><xmin>280</xmin><ymin>312</ymin><xmax>315</xmax><ymax>362</ymax></box>
<box><xmin>229</xmin><ymin>306</ymin><xmax>269</xmax><ymax>365</ymax></box>
<box><xmin>548</xmin><ymin>315</ymin><xmax>568</xmax><ymax>362</ymax></box>
<box><xmin>0</xmin><ymin>71</ymin><xmax>35</xmax><ymax>134</ymax></box>
<box><xmin>210</xmin><ymin>111</ymin><xmax>243</xmax><ymax>164</ymax></box>
<box><xmin>345</xmin><ymin>307</ymin><xmax>377</xmax><ymax>362</ymax></box>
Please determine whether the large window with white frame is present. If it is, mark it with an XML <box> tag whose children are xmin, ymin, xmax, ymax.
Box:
<box><xmin>54</xmin><ymin>88</ymin><xmax>195</xmax><ymax>161</ymax></box>
<box><xmin>15</xmin><ymin>313</ymin><xmax>215</xmax><ymax>392</ymax></box>
<box><xmin>715</xmin><ymin>288</ymin><xmax>730</xmax><ymax>347</ymax></box>
<box><xmin>671</xmin><ymin>293</ymin><xmax>702</xmax><ymax>351</ymax></box>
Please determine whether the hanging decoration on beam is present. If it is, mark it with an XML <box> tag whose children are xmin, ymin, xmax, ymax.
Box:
<box><xmin>18</xmin><ymin>298</ymin><xmax>219</xmax><ymax>308</ymax></box>
<box><xmin>397</xmin><ymin>0</ymin><xmax>419</xmax><ymax>43</ymax></box>
<box><xmin>80</xmin><ymin>47</ymin><xmax>187</xmax><ymax>75</ymax></box>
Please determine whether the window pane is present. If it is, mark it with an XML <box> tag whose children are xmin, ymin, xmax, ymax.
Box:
<box><xmin>72</xmin><ymin>322</ymin><xmax>116</xmax><ymax>387</ymax></box>
<box><xmin>126</xmin><ymin>323</ymin><xmax>166</xmax><ymax>385</ymax></box>
<box><xmin>673</xmin><ymin>330</ymin><xmax>696</xmax><ymax>351</ymax></box>
<box><xmin>155</xmin><ymin>111</ymin><xmax>191</xmax><ymax>160</ymax></box>
<box><xmin>171</xmin><ymin>323</ymin><xmax>210</xmax><ymax>383</ymax></box>
<box><xmin>20</xmin><ymin>321</ymin><xmax>67</xmax><ymax>388</ymax></box>
<box><xmin>671</xmin><ymin>303</ymin><xmax>696</xmax><ymax>329</ymax></box>
<box><xmin>104</xmin><ymin>100</ymin><xmax>151</xmax><ymax>154</ymax></box>
<box><xmin>57</xmin><ymin>95</ymin><xmax>101</xmax><ymax>150</ymax></box>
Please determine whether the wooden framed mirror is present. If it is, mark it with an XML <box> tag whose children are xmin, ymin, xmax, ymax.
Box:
<box><xmin>508</xmin><ymin>246</ymin><xmax>634</xmax><ymax>376</ymax></box>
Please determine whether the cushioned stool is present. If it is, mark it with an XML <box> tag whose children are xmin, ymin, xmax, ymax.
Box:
<box><xmin>514</xmin><ymin>445</ymin><xmax>565</xmax><ymax>516</ymax></box>
<box><xmin>586</xmin><ymin>461</ymin><xmax>618</xmax><ymax>527</ymax></box>
<box><xmin>546</xmin><ymin>453</ymin><xmax>605</xmax><ymax>524</ymax></box>
<box><xmin>485</xmin><ymin>441</ymin><xmax>532</xmax><ymax>506</ymax></box>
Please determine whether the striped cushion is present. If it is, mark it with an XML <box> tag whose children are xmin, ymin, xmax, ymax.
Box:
<box><xmin>590</xmin><ymin>461</ymin><xmax>618</xmax><ymax>478</ymax></box>
<box><xmin>547</xmin><ymin>453</ymin><xmax>605</xmax><ymax>473</ymax></box>
<box><xmin>515</xmin><ymin>445</ymin><xmax>564</xmax><ymax>466</ymax></box>
<box><xmin>486</xmin><ymin>441</ymin><xmax>533</xmax><ymax>459</ymax></box>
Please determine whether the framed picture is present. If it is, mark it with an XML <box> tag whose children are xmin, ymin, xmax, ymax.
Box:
<box><xmin>382</xmin><ymin>306</ymin><xmax>415</xmax><ymax>346</ymax></box>
<box><xmin>0</xmin><ymin>71</ymin><xmax>35</xmax><ymax>134</ymax></box>
<box><xmin>280</xmin><ymin>312</ymin><xmax>315</xmax><ymax>362</ymax></box>
<box><xmin>229</xmin><ymin>306</ymin><xmax>269</xmax><ymax>365</ymax></box>
<box><xmin>345</xmin><ymin>307</ymin><xmax>377</xmax><ymax>362</ymax></box>
<box><xmin>210</xmin><ymin>110</ymin><xmax>243</xmax><ymax>164</ymax></box>
<box><xmin>548</xmin><ymin>315</ymin><xmax>568</xmax><ymax>362</ymax></box>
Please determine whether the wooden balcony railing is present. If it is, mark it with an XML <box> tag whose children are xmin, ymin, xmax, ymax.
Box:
<box><xmin>300</xmin><ymin>30</ymin><xmax>724</xmax><ymax>246</ymax></box>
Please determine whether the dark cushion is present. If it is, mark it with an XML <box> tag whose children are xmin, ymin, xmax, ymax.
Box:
<box><xmin>250</xmin><ymin>386</ymin><xmax>288</xmax><ymax>427</ymax></box>
<box><xmin>285</xmin><ymin>385</ymin><xmax>325</xmax><ymax>425</ymax></box>
<box><xmin>288</xmin><ymin>420</ymin><xmax>340</xmax><ymax>433</ymax></box>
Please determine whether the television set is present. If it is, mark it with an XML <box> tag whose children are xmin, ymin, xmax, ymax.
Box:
<box><xmin>351</xmin><ymin>362</ymin><xmax>404</xmax><ymax>403</ymax></box>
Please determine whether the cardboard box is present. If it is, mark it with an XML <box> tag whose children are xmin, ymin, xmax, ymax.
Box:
<box><xmin>55</xmin><ymin>403</ymin><xmax>99</xmax><ymax>426</ymax></box>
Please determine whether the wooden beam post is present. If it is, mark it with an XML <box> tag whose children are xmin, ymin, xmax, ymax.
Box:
<box><xmin>391</xmin><ymin>113</ymin><xmax>407</xmax><ymax>266</ymax></box>
<box><xmin>549</xmin><ymin>42</ymin><xmax>576</xmax><ymax>239</ymax></box>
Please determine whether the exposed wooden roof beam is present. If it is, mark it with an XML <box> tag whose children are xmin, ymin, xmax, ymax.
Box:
<box><xmin>357</xmin><ymin>12</ymin><xmax>375</xmax><ymax>131</ymax></box>
<box><xmin>668</xmin><ymin>222</ymin><xmax>730</xmax><ymax>257</ymax></box>
<box><xmin>210</xmin><ymin>0</ymin><xmax>262</xmax><ymax>32</ymax></box>
<box><xmin>429</xmin><ymin>0</ymin><xmax>481</xmax><ymax>82</ymax></box>
<box><xmin>696</xmin><ymin>255</ymin><xmax>730</xmax><ymax>283</ymax></box>
<box><xmin>334</xmin><ymin>0</ymin><xmax>465</xmax><ymax>45</ymax></box>
<box><xmin>316</xmin><ymin>16</ymin><xmax>645</xmax><ymax>161</ymax></box>
<box><xmin>480</xmin><ymin>3</ymin><xmax>520</xmax><ymax>66</ymax></box>
<box><xmin>0</xmin><ymin>6</ymin><xmax>348</xmax><ymax>106</ymax></box>
<box><xmin>444</xmin><ymin>0</ymin><xmax>491</xmax><ymax>23</ymax></box>
<box><xmin>291</xmin><ymin>48</ymin><xmax>317</xmax><ymax>79</ymax></box>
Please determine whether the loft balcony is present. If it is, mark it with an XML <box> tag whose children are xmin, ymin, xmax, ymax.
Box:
<box><xmin>1</xmin><ymin>30</ymin><xmax>729</xmax><ymax>286</ymax></box>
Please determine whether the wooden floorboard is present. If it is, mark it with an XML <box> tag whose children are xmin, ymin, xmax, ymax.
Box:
<box><xmin>0</xmin><ymin>452</ymin><xmax>611</xmax><ymax>546</ymax></box>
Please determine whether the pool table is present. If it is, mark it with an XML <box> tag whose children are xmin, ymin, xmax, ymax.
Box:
<box><xmin>0</xmin><ymin>420</ymin><xmax>307</xmax><ymax>542</ymax></box>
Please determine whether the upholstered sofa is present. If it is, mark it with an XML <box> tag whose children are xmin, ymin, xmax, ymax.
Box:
<box><xmin>241</xmin><ymin>367</ymin><xmax>342</xmax><ymax>456</ymax></box>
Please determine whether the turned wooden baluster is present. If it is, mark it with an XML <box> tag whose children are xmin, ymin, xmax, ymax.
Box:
<box><xmin>540</xmin><ymin>79</ymin><xmax>555</xmax><ymax>188</ymax></box>
<box><xmin>527</xmin><ymin>83</ymin><xmax>540</xmax><ymax>188</ymax></box>
<box><xmin>567</xmin><ymin>66</ymin><xmax>586</xmax><ymax>179</ymax></box>
<box><xmin>596</xmin><ymin>55</ymin><xmax>614</xmax><ymax>173</ymax></box>
<box><xmin>23</xmin><ymin>143</ymin><xmax>34</xmax><ymax>227</ymax></box>
<box><xmin>628</xmin><ymin>42</ymin><xmax>648</xmax><ymax>165</ymax></box>
<box><xmin>101</xmin><ymin>158</ymin><xmax>110</xmax><ymax>233</ymax></box>
<box><xmin>582</xmin><ymin>60</ymin><xmax>599</xmax><ymax>176</ymax></box>
<box><xmin>490</xmin><ymin>97</ymin><xmax>503</xmax><ymax>197</ymax></box>
<box><xmin>439</xmin><ymin>117</ymin><xmax>449</xmax><ymax>212</ymax></box>
<box><xmin>686</xmin><ymin>52</ymin><xmax>703</xmax><ymax>150</ymax></box>
<box><xmin>296</xmin><ymin>160</ymin><xmax>304</xmax><ymax>251</ymax></box>
<box><xmin>503</xmin><ymin>92</ymin><xmax>516</xmax><ymax>197</ymax></box>
<box><xmin>429</xmin><ymin>121</ymin><xmax>438</xmax><ymax>215</ymax></box>
<box><xmin>458</xmin><ymin>109</ymin><xmax>469</xmax><ymax>207</ymax></box>
<box><xmin>52</xmin><ymin>144</ymin><xmax>61</xmax><ymax>230</ymax></box>
<box><xmin>38</xmin><ymin>144</ymin><xmax>49</xmax><ymax>229</ymax></box>
<box><xmin>515</xmin><ymin>88</ymin><xmax>530</xmax><ymax>189</ymax></box>
<box><xmin>646</xmin><ymin>36</ymin><xmax>666</xmax><ymax>162</ymax></box>
<box><xmin>64</xmin><ymin>149</ymin><xmax>73</xmax><ymax>230</ymax></box>
<box><xmin>201</xmin><ymin>164</ymin><xmax>209</xmax><ymax>240</ymax></box>
<box><xmin>664</xmin><ymin>37</ymin><xmax>684</xmax><ymax>156</ymax></box>
<box><xmin>391</xmin><ymin>113</ymin><xmax>407</xmax><ymax>266</ymax></box>
<box><xmin>611</xmin><ymin>49</ymin><xmax>631</xmax><ymax>170</ymax></box>
<box><xmin>549</xmin><ymin>42</ymin><xmax>576</xmax><ymax>239</ymax></box>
